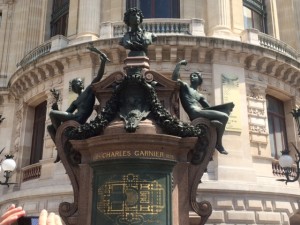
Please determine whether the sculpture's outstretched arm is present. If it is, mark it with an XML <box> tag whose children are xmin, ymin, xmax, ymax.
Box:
<box><xmin>172</xmin><ymin>60</ymin><xmax>187</xmax><ymax>81</ymax></box>
<box><xmin>87</xmin><ymin>43</ymin><xmax>111</xmax><ymax>84</ymax></box>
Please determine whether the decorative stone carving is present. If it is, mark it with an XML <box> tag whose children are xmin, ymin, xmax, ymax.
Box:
<box><xmin>248</xmin><ymin>84</ymin><xmax>265</xmax><ymax>100</ymax></box>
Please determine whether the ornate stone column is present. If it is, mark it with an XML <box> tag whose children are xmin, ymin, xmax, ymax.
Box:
<box><xmin>207</xmin><ymin>0</ymin><xmax>232</xmax><ymax>38</ymax></box>
<box><xmin>76</xmin><ymin>0</ymin><xmax>101</xmax><ymax>42</ymax></box>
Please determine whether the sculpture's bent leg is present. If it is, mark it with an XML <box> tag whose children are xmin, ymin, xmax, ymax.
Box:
<box><xmin>210</xmin><ymin>120</ymin><xmax>228</xmax><ymax>155</ymax></box>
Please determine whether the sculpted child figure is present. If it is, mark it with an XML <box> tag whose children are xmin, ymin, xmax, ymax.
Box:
<box><xmin>172</xmin><ymin>60</ymin><xmax>230</xmax><ymax>154</ymax></box>
<box><xmin>47</xmin><ymin>44</ymin><xmax>110</xmax><ymax>142</ymax></box>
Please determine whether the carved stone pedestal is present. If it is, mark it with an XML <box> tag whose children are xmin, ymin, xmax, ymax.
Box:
<box><xmin>54</xmin><ymin>53</ymin><xmax>217</xmax><ymax>225</ymax></box>
<box><xmin>56</xmin><ymin>116</ymin><xmax>216</xmax><ymax>225</ymax></box>
<box><xmin>124</xmin><ymin>56</ymin><xmax>150</xmax><ymax>71</ymax></box>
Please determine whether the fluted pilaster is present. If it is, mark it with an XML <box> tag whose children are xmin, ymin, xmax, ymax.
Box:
<box><xmin>77</xmin><ymin>0</ymin><xmax>101</xmax><ymax>40</ymax></box>
<box><xmin>207</xmin><ymin>0</ymin><xmax>232</xmax><ymax>38</ymax></box>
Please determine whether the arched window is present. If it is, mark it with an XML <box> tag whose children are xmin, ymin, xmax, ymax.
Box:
<box><xmin>50</xmin><ymin>0</ymin><xmax>69</xmax><ymax>37</ymax></box>
<box><xmin>126</xmin><ymin>0</ymin><xmax>180</xmax><ymax>18</ymax></box>
<box><xmin>267</xmin><ymin>95</ymin><xmax>288</xmax><ymax>159</ymax></box>
<box><xmin>243</xmin><ymin>0</ymin><xmax>266</xmax><ymax>33</ymax></box>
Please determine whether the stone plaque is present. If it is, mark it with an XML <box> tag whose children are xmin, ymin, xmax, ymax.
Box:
<box><xmin>222</xmin><ymin>74</ymin><xmax>242</xmax><ymax>132</ymax></box>
<box><xmin>91</xmin><ymin>159</ymin><xmax>175</xmax><ymax>225</ymax></box>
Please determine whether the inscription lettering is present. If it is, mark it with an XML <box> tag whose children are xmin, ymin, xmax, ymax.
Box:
<box><xmin>94</xmin><ymin>150</ymin><xmax>176</xmax><ymax>160</ymax></box>
<box><xmin>134</xmin><ymin>150</ymin><xmax>164</xmax><ymax>157</ymax></box>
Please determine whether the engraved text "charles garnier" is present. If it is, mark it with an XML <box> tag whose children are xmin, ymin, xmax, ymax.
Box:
<box><xmin>94</xmin><ymin>150</ymin><xmax>175</xmax><ymax>160</ymax></box>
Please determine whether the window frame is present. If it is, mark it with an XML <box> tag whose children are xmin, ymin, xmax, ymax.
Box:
<box><xmin>30</xmin><ymin>101</ymin><xmax>47</xmax><ymax>165</ymax></box>
<box><xmin>243</xmin><ymin>0</ymin><xmax>267</xmax><ymax>33</ymax></box>
<box><xmin>50</xmin><ymin>0</ymin><xmax>69</xmax><ymax>37</ymax></box>
<box><xmin>266</xmin><ymin>95</ymin><xmax>288</xmax><ymax>159</ymax></box>
<box><xmin>126</xmin><ymin>0</ymin><xmax>180</xmax><ymax>19</ymax></box>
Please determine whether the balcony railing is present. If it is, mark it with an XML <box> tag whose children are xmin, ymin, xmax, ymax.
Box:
<box><xmin>272</xmin><ymin>160</ymin><xmax>297</xmax><ymax>178</ymax></box>
<box><xmin>17</xmin><ymin>40</ymin><xmax>52</xmax><ymax>69</ymax></box>
<box><xmin>241</xmin><ymin>29</ymin><xmax>299</xmax><ymax>60</ymax></box>
<box><xmin>258</xmin><ymin>32</ymin><xmax>298</xmax><ymax>60</ymax></box>
<box><xmin>21</xmin><ymin>164</ymin><xmax>41</xmax><ymax>182</ymax></box>
<box><xmin>113</xmin><ymin>20</ymin><xmax>190</xmax><ymax>37</ymax></box>
<box><xmin>100</xmin><ymin>18</ymin><xmax>205</xmax><ymax>39</ymax></box>
<box><xmin>16</xmin><ymin>35</ymin><xmax>69</xmax><ymax>69</ymax></box>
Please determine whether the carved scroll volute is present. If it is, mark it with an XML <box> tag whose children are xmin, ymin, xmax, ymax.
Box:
<box><xmin>55</xmin><ymin>120</ymin><xmax>81</xmax><ymax>225</ymax></box>
<box><xmin>189</xmin><ymin>118</ymin><xmax>217</xmax><ymax>225</ymax></box>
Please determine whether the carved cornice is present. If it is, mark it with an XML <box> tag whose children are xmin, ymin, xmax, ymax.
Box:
<box><xmin>8</xmin><ymin>35</ymin><xmax>300</xmax><ymax>100</ymax></box>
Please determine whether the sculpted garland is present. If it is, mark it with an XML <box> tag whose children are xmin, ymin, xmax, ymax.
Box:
<box><xmin>48</xmin><ymin>7</ymin><xmax>233</xmax><ymax>164</ymax></box>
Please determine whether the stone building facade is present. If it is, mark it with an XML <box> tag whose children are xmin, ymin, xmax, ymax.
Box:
<box><xmin>0</xmin><ymin>0</ymin><xmax>300</xmax><ymax>224</ymax></box>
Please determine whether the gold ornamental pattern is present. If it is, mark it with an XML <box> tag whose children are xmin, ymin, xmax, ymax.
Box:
<box><xmin>97</xmin><ymin>173</ymin><xmax>165</xmax><ymax>224</ymax></box>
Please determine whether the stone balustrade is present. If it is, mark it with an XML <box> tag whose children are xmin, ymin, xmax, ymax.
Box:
<box><xmin>100</xmin><ymin>18</ymin><xmax>205</xmax><ymax>39</ymax></box>
<box><xmin>21</xmin><ymin>163</ymin><xmax>41</xmax><ymax>182</ymax></box>
<box><xmin>16</xmin><ymin>35</ymin><xmax>69</xmax><ymax>69</ymax></box>
<box><xmin>258</xmin><ymin>32</ymin><xmax>299</xmax><ymax>60</ymax></box>
<box><xmin>241</xmin><ymin>28</ymin><xmax>299</xmax><ymax>61</ymax></box>
<box><xmin>17</xmin><ymin>40</ymin><xmax>52</xmax><ymax>69</ymax></box>
<box><xmin>272</xmin><ymin>159</ymin><xmax>297</xmax><ymax>178</ymax></box>
<box><xmin>16</xmin><ymin>27</ymin><xmax>300</xmax><ymax>77</ymax></box>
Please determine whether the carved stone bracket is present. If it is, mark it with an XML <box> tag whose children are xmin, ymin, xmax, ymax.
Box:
<box><xmin>189</xmin><ymin>118</ymin><xmax>216</xmax><ymax>225</ymax></box>
<box><xmin>55</xmin><ymin>121</ymin><xmax>81</xmax><ymax>225</ymax></box>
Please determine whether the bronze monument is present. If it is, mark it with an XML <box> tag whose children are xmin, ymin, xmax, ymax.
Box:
<box><xmin>49</xmin><ymin>8</ymin><xmax>234</xmax><ymax>225</ymax></box>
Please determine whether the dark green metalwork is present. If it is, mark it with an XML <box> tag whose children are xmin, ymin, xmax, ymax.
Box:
<box><xmin>91</xmin><ymin>159</ymin><xmax>174</xmax><ymax>225</ymax></box>
<box><xmin>65</xmin><ymin>74</ymin><xmax>206</xmax><ymax>140</ymax></box>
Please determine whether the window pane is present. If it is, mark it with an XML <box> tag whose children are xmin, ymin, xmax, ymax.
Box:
<box><xmin>51</xmin><ymin>0</ymin><xmax>69</xmax><ymax>37</ymax></box>
<box><xmin>140</xmin><ymin>0</ymin><xmax>152</xmax><ymax>18</ymax></box>
<box><xmin>279</xmin><ymin>119</ymin><xmax>287</xmax><ymax>150</ymax></box>
<box><xmin>267</xmin><ymin>95</ymin><xmax>287</xmax><ymax>159</ymax></box>
<box><xmin>127</xmin><ymin>0</ymin><xmax>179</xmax><ymax>18</ymax></box>
<box><xmin>30</xmin><ymin>101</ymin><xmax>47</xmax><ymax>164</ymax></box>
<box><xmin>274</xmin><ymin>117</ymin><xmax>283</xmax><ymax>156</ymax></box>
<box><xmin>267</xmin><ymin>96</ymin><xmax>284</xmax><ymax>115</ymax></box>
<box><xmin>253</xmin><ymin>11</ymin><xmax>263</xmax><ymax>31</ymax></box>
<box><xmin>243</xmin><ymin>0</ymin><xmax>266</xmax><ymax>33</ymax></box>
<box><xmin>243</xmin><ymin>6</ymin><xmax>253</xmax><ymax>29</ymax></box>
<box><xmin>155</xmin><ymin>1</ymin><xmax>171</xmax><ymax>18</ymax></box>
<box><xmin>268</xmin><ymin>116</ymin><xmax>276</xmax><ymax>157</ymax></box>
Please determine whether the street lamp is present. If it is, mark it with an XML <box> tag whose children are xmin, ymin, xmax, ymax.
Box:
<box><xmin>277</xmin><ymin>107</ymin><xmax>300</xmax><ymax>184</ymax></box>
<box><xmin>0</xmin><ymin>149</ymin><xmax>17</xmax><ymax>187</ymax></box>
<box><xmin>278</xmin><ymin>146</ymin><xmax>300</xmax><ymax>184</ymax></box>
